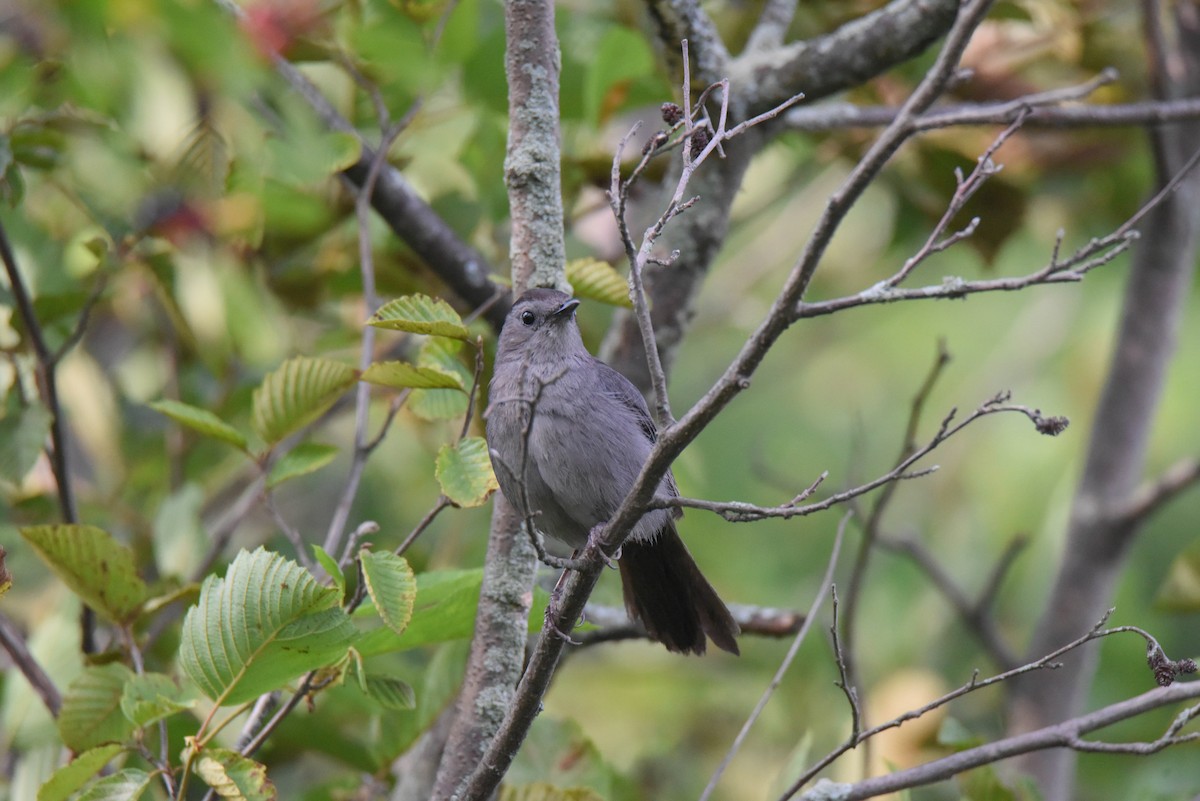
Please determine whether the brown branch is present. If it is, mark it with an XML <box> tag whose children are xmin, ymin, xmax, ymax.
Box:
<box><xmin>0</xmin><ymin>613</ymin><xmax>60</xmax><ymax>716</ymax></box>
<box><xmin>574</xmin><ymin>601</ymin><xmax>805</xmax><ymax>647</ymax></box>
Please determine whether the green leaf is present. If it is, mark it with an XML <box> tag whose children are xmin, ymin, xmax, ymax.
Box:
<box><xmin>367</xmin><ymin>294</ymin><xmax>470</xmax><ymax>340</ymax></box>
<box><xmin>565</xmin><ymin>258</ymin><xmax>632</xmax><ymax>308</ymax></box>
<box><xmin>582</xmin><ymin>26</ymin><xmax>654</xmax><ymax>125</ymax></box>
<box><xmin>57</xmin><ymin>664</ymin><xmax>136</xmax><ymax>751</ymax></box>
<box><xmin>507</xmin><ymin>717</ymin><xmax>635</xmax><ymax>801</ymax></box>
<box><xmin>37</xmin><ymin>744</ymin><xmax>123</xmax><ymax>801</ymax></box>
<box><xmin>147</xmin><ymin>399</ymin><xmax>248</xmax><ymax>451</ymax></box>
<box><xmin>356</xmin><ymin>569</ymin><xmax>549</xmax><ymax>656</ymax></box>
<box><xmin>21</xmin><ymin>525</ymin><xmax>147</xmax><ymax>623</ymax></box>
<box><xmin>361</xmin><ymin>361</ymin><xmax>465</xmax><ymax>390</ymax></box>
<box><xmin>311</xmin><ymin>545</ymin><xmax>345</xmax><ymax>602</ymax></box>
<box><xmin>0</xmin><ymin>402</ymin><xmax>52</xmax><ymax>485</ymax></box>
<box><xmin>436</xmin><ymin>436</ymin><xmax>498</xmax><ymax>507</ymax></box>
<box><xmin>409</xmin><ymin>339</ymin><xmax>472</xmax><ymax>421</ymax></box>
<box><xmin>76</xmin><ymin>769</ymin><xmax>153</xmax><ymax>801</ymax></box>
<box><xmin>267</xmin><ymin>442</ymin><xmax>339</xmax><ymax>489</ymax></box>
<box><xmin>252</xmin><ymin>357</ymin><xmax>358</xmax><ymax>446</ymax></box>
<box><xmin>360</xmin><ymin>550</ymin><xmax>416</xmax><ymax>636</ymax></box>
<box><xmin>361</xmin><ymin>674</ymin><xmax>416</xmax><ymax>711</ymax></box>
<box><xmin>194</xmin><ymin>748</ymin><xmax>276</xmax><ymax>801</ymax></box>
<box><xmin>178</xmin><ymin>548</ymin><xmax>357</xmax><ymax>706</ymax></box>
<box><xmin>120</xmin><ymin>672</ymin><xmax>192</xmax><ymax>727</ymax></box>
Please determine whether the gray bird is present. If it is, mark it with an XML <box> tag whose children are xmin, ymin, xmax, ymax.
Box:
<box><xmin>485</xmin><ymin>287</ymin><xmax>740</xmax><ymax>655</ymax></box>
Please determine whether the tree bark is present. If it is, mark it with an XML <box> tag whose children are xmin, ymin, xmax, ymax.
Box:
<box><xmin>1007</xmin><ymin>6</ymin><xmax>1200</xmax><ymax>799</ymax></box>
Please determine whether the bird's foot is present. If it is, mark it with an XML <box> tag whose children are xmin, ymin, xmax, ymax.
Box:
<box><xmin>585</xmin><ymin>523</ymin><xmax>620</xmax><ymax>569</ymax></box>
<box><xmin>543</xmin><ymin>572</ymin><xmax>582</xmax><ymax>645</ymax></box>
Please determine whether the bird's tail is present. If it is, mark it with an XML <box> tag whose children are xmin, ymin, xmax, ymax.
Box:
<box><xmin>618</xmin><ymin>525</ymin><xmax>740</xmax><ymax>655</ymax></box>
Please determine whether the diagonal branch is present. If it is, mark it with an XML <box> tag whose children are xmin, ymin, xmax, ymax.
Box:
<box><xmin>459</xmin><ymin>6</ymin><xmax>999</xmax><ymax>797</ymax></box>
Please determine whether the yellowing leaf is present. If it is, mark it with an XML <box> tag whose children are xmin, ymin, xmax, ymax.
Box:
<box><xmin>565</xmin><ymin>258</ymin><xmax>632</xmax><ymax>308</ymax></box>
<box><xmin>360</xmin><ymin>550</ymin><xmax>416</xmax><ymax>636</ymax></box>
<box><xmin>252</xmin><ymin>357</ymin><xmax>357</xmax><ymax>446</ymax></box>
<box><xmin>361</xmin><ymin>361</ymin><xmax>465</xmax><ymax>390</ymax></box>
<box><xmin>368</xmin><ymin>294</ymin><xmax>470</xmax><ymax>339</ymax></box>
<box><xmin>21</xmin><ymin>525</ymin><xmax>147</xmax><ymax>623</ymax></box>
<box><xmin>436</xmin><ymin>437</ymin><xmax>498</xmax><ymax>507</ymax></box>
<box><xmin>194</xmin><ymin>748</ymin><xmax>276</xmax><ymax>800</ymax></box>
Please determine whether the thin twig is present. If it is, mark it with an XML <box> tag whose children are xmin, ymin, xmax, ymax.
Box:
<box><xmin>325</xmin><ymin>120</ymin><xmax>407</xmax><ymax>567</ymax></box>
<box><xmin>395</xmin><ymin>496</ymin><xmax>452</xmax><ymax>557</ymax></box>
<box><xmin>654</xmin><ymin>392</ymin><xmax>1063</xmax><ymax>523</ymax></box>
<box><xmin>0</xmin><ymin>613</ymin><xmax>60</xmax><ymax>716</ymax></box>
<box><xmin>699</xmin><ymin>513</ymin><xmax>848</xmax><ymax>801</ymax></box>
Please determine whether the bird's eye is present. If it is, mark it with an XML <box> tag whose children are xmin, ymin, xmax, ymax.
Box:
<box><xmin>519</xmin><ymin>311</ymin><xmax>536</xmax><ymax>326</ymax></box>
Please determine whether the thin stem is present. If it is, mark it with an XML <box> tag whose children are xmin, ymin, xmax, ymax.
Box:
<box><xmin>699</xmin><ymin>513</ymin><xmax>849</xmax><ymax>801</ymax></box>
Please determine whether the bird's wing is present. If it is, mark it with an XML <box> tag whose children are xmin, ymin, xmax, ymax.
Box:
<box><xmin>590</xmin><ymin>357</ymin><xmax>682</xmax><ymax>509</ymax></box>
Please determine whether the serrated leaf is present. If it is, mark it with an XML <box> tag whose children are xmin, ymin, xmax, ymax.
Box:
<box><xmin>58</xmin><ymin>664</ymin><xmax>136</xmax><ymax>751</ymax></box>
<box><xmin>367</xmin><ymin>294</ymin><xmax>470</xmax><ymax>340</ymax></box>
<box><xmin>0</xmin><ymin>402</ymin><xmax>52</xmax><ymax>484</ymax></box>
<box><xmin>360</xmin><ymin>550</ymin><xmax>416</xmax><ymax>636</ymax></box>
<box><xmin>120</xmin><ymin>672</ymin><xmax>192</xmax><ymax>727</ymax></box>
<box><xmin>21</xmin><ymin>525</ymin><xmax>147</xmax><ymax>623</ymax></box>
<box><xmin>565</xmin><ymin>258</ymin><xmax>632</xmax><ymax>308</ymax></box>
<box><xmin>311</xmin><ymin>545</ymin><xmax>345</xmax><ymax>601</ymax></box>
<box><xmin>37</xmin><ymin>744</ymin><xmax>123</xmax><ymax>801</ymax></box>
<box><xmin>194</xmin><ymin>748</ymin><xmax>276</xmax><ymax>800</ymax></box>
<box><xmin>147</xmin><ymin>399</ymin><xmax>248</xmax><ymax>450</ymax></box>
<box><xmin>361</xmin><ymin>361</ymin><xmax>465</xmax><ymax>390</ymax></box>
<box><xmin>178</xmin><ymin>548</ymin><xmax>357</xmax><ymax>706</ymax></box>
<box><xmin>436</xmin><ymin>437</ymin><xmax>498</xmax><ymax>507</ymax></box>
<box><xmin>362</xmin><ymin>674</ymin><xmax>416</xmax><ymax>710</ymax></box>
<box><xmin>409</xmin><ymin>339</ymin><xmax>472</xmax><ymax>421</ymax></box>
<box><xmin>267</xmin><ymin>442</ymin><xmax>339</xmax><ymax>489</ymax></box>
<box><xmin>76</xmin><ymin>769</ymin><xmax>153</xmax><ymax>801</ymax></box>
<box><xmin>252</xmin><ymin>357</ymin><xmax>358</xmax><ymax>446</ymax></box>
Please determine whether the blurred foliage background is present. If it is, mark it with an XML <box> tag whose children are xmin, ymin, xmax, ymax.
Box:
<box><xmin>1</xmin><ymin>0</ymin><xmax>1198</xmax><ymax>799</ymax></box>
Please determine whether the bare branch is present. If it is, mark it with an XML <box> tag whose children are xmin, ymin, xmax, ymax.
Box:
<box><xmin>795</xmin><ymin>679</ymin><xmax>1200</xmax><ymax>801</ymax></box>
<box><xmin>654</xmin><ymin>392</ymin><xmax>1062</xmax><ymax>523</ymax></box>
<box><xmin>1114</xmin><ymin>456</ymin><xmax>1200</xmax><ymax>526</ymax></box>
<box><xmin>699</xmin><ymin>514</ymin><xmax>849</xmax><ymax>801</ymax></box>
<box><xmin>744</xmin><ymin>0</ymin><xmax>799</xmax><ymax>52</ymax></box>
<box><xmin>733</xmin><ymin>0</ymin><xmax>960</xmax><ymax>115</ymax></box>
<box><xmin>325</xmin><ymin>121</ymin><xmax>408</xmax><ymax>565</ymax></box>
<box><xmin>783</xmin><ymin>609</ymin><xmax>1200</xmax><ymax>799</ymax></box>
<box><xmin>0</xmin><ymin>613</ymin><xmax>60</xmax><ymax>717</ymax></box>
<box><xmin>574</xmin><ymin>601</ymin><xmax>805</xmax><ymax>647</ymax></box>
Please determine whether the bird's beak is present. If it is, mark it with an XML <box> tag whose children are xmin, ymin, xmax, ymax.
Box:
<box><xmin>552</xmin><ymin>298</ymin><xmax>581</xmax><ymax>319</ymax></box>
